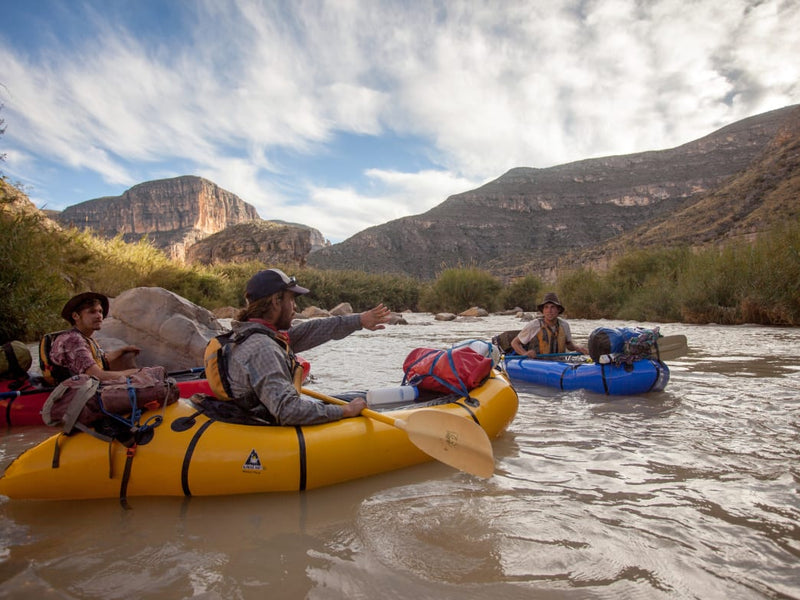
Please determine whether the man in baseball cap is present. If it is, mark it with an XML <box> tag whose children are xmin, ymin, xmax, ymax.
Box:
<box><xmin>216</xmin><ymin>268</ymin><xmax>392</xmax><ymax>426</ymax></box>
<box><xmin>245</xmin><ymin>268</ymin><xmax>310</xmax><ymax>302</ymax></box>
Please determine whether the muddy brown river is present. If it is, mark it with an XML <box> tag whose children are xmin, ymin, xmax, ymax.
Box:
<box><xmin>1</xmin><ymin>315</ymin><xmax>798</xmax><ymax>599</ymax></box>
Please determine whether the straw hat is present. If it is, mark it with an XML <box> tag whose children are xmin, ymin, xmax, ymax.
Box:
<box><xmin>536</xmin><ymin>292</ymin><xmax>565</xmax><ymax>314</ymax></box>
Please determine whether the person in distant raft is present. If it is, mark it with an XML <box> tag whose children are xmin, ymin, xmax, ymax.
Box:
<box><xmin>510</xmin><ymin>292</ymin><xmax>588</xmax><ymax>358</ymax></box>
<box><xmin>220</xmin><ymin>268</ymin><xmax>391</xmax><ymax>426</ymax></box>
<box><xmin>50</xmin><ymin>292</ymin><xmax>142</xmax><ymax>382</ymax></box>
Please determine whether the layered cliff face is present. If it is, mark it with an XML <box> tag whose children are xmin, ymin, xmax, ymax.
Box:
<box><xmin>186</xmin><ymin>220</ymin><xmax>328</xmax><ymax>266</ymax></box>
<box><xmin>309</xmin><ymin>105</ymin><xmax>800</xmax><ymax>280</ymax></box>
<box><xmin>570</xmin><ymin>104</ymin><xmax>800</xmax><ymax>269</ymax></box>
<box><xmin>55</xmin><ymin>175</ymin><xmax>260</xmax><ymax>260</ymax></box>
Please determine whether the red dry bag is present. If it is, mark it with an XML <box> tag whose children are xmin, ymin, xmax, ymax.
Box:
<box><xmin>402</xmin><ymin>347</ymin><xmax>492</xmax><ymax>396</ymax></box>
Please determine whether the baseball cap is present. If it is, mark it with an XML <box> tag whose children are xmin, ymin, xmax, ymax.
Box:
<box><xmin>245</xmin><ymin>268</ymin><xmax>310</xmax><ymax>301</ymax></box>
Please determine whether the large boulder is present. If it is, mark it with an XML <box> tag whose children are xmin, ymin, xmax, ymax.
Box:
<box><xmin>97</xmin><ymin>287</ymin><xmax>228</xmax><ymax>372</ymax></box>
<box><xmin>459</xmin><ymin>306</ymin><xmax>489</xmax><ymax>317</ymax></box>
<box><xmin>329</xmin><ymin>302</ymin><xmax>354</xmax><ymax>316</ymax></box>
<box><xmin>299</xmin><ymin>306</ymin><xmax>330</xmax><ymax>319</ymax></box>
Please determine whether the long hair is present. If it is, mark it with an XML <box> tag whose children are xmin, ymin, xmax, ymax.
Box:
<box><xmin>236</xmin><ymin>293</ymin><xmax>282</xmax><ymax>321</ymax></box>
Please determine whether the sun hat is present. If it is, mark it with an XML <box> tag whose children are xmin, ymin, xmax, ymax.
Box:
<box><xmin>536</xmin><ymin>292</ymin><xmax>565</xmax><ymax>314</ymax></box>
<box><xmin>61</xmin><ymin>292</ymin><xmax>110</xmax><ymax>324</ymax></box>
<box><xmin>245</xmin><ymin>268</ymin><xmax>310</xmax><ymax>302</ymax></box>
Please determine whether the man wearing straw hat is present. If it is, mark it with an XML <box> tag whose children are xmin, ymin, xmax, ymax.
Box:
<box><xmin>49</xmin><ymin>291</ymin><xmax>142</xmax><ymax>382</ymax></box>
<box><xmin>510</xmin><ymin>292</ymin><xmax>588</xmax><ymax>359</ymax></box>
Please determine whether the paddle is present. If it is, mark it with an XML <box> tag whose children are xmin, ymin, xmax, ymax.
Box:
<box><xmin>0</xmin><ymin>390</ymin><xmax>36</xmax><ymax>400</ymax></box>
<box><xmin>513</xmin><ymin>334</ymin><xmax>689</xmax><ymax>362</ymax></box>
<box><xmin>653</xmin><ymin>334</ymin><xmax>689</xmax><ymax>360</ymax></box>
<box><xmin>595</xmin><ymin>334</ymin><xmax>689</xmax><ymax>362</ymax></box>
<box><xmin>301</xmin><ymin>387</ymin><xmax>495</xmax><ymax>478</ymax></box>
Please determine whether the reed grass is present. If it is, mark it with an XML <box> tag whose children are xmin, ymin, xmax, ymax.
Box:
<box><xmin>0</xmin><ymin>209</ymin><xmax>69</xmax><ymax>341</ymax></box>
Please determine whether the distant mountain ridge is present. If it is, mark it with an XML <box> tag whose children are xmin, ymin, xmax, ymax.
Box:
<box><xmin>45</xmin><ymin>105</ymin><xmax>800</xmax><ymax>279</ymax></box>
<box><xmin>572</xmin><ymin>105</ymin><xmax>800</xmax><ymax>266</ymax></box>
<box><xmin>308</xmin><ymin>104</ymin><xmax>800</xmax><ymax>280</ymax></box>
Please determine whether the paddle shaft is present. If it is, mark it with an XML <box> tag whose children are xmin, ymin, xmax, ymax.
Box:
<box><xmin>513</xmin><ymin>334</ymin><xmax>689</xmax><ymax>362</ymax></box>
<box><xmin>302</xmin><ymin>387</ymin><xmax>406</xmax><ymax>429</ymax></box>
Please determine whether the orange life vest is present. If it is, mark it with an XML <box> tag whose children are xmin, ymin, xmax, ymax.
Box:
<box><xmin>203</xmin><ymin>328</ymin><xmax>305</xmax><ymax>402</ymax></box>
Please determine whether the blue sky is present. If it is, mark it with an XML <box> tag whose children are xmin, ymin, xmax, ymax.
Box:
<box><xmin>1</xmin><ymin>1</ymin><xmax>798</xmax><ymax>243</ymax></box>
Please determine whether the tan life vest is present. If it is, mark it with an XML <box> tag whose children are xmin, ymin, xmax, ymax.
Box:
<box><xmin>530</xmin><ymin>318</ymin><xmax>567</xmax><ymax>355</ymax></box>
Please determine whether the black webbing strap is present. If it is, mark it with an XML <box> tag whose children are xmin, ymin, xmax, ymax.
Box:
<box><xmin>453</xmin><ymin>400</ymin><xmax>481</xmax><ymax>424</ymax></box>
<box><xmin>51</xmin><ymin>433</ymin><xmax>64</xmax><ymax>468</ymax></box>
<box><xmin>181</xmin><ymin>419</ymin><xmax>215</xmax><ymax>496</ymax></box>
<box><xmin>119</xmin><ymin>444</ymin><xmax>137</xmax><ymax>510</ymax></box>
<box><xmin>600</xmin><ymin>364</ymin><xmax>610</xmax><ymax>395</ymax></box>
<box><xmin>4</xmin><ymin>395</ymin><xmax>15</xmax><ymax>427</ymax></box>
<box><xmin>296</xmin><ymin>426</ymin><xmax>307</xmax><ymax>491</ymax></box>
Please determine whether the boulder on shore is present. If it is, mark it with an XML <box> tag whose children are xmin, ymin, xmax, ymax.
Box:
<box><xmin>98</xmin><ymin>287</ymin><xmax>228</xmax><ymax>372</ymax></box>
<box><xmin>459</xmin><ymin>306</ymin><xmax>489</xmax><ymax>317</ymax></box>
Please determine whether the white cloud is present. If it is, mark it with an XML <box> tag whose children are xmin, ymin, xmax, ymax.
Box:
<box><xmin>1</xmin><ymin>0</ymin><xmax>799</xmax><ymax>241</ymax></box>
<box><xmin>283</xmin><ymin>169</ymin><xmax>482</xmax><ymax>242</ymax></box>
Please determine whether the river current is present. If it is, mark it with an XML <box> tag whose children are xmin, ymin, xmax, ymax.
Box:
<box><xmin>0</xmin><ymin>314</ymin><xmax>798</xmax><ymax>599</ymax></box>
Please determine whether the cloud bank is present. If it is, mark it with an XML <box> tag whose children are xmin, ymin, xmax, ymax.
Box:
<box><xmin>1</xmin><ymin>0</ymin><xmax>798</xmax><ymax>241</ymax></box>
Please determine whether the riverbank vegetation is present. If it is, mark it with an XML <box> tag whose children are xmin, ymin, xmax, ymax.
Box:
<box><xmin>2</xmin><ymin>180</ymin><xmax>798</xmax><ymax>342</ymax></box>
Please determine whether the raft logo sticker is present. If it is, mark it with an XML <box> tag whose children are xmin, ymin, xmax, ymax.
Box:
<box><xmin>242</xmin><ymin>449</ymin><xmax>263</xmax><ymax>473</ymax></box>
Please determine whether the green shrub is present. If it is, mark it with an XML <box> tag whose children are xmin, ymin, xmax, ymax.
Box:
<box><xmin>674</xmin><ymin>246</ymin><xmax>743</xmax><ymax>323</ymax></box>
<box><xmin>500</xmin><ymin>275</ymin><xmax>542</xmax><ymax>311</ymax></box>
<box><xmin>573</xmin><ymin>247</ymin><xmax>689</xmax><ymax>322</ymax></box>
<box><xmin>295</xmin><ymin>268</ymin><xmax>420</xmax><ymax>313</ymax></box>
<box><xmin>557</xmin><ymin>268</ymin><xmax>615</xmax><ymax>319</ymax></box>
<box><xmin>556</xmin><ymin>224</ymin><xmax>799</xmax><ymax>325</ymax></box>
<box><xmin>0</xmin><ymin>208</ymin><xmax>72</xmax><ymax>341</ymax></box>
<box><xmin>420</xmin><ymin>267</ymin><xmax>502</xmax><ymax>313</ymax></box>
<box><xmin>674</xmin><ymin>218</ymin><xmax>800</xmax><ymax>324</ymax></box>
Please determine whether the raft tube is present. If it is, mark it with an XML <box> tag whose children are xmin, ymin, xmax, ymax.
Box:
<box><xmin>503</xmin><ymin>356</ymin><xmax>669</xmax><ymax>395</ymax></box>
<box><xmin>0</xmin><ymin>377</ymin><xmax>213</xmax><ymax>428</ymax></box>
<box><xmin>0</xmin><ymin>371</ymin><xmax>518</xmax><ymax>500</ymax></box>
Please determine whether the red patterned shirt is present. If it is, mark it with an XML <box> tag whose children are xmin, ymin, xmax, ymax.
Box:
<box><xmin>50</xmin><ymin>329</ymin><xmax>106</xmax><ymax>376</ymax></box>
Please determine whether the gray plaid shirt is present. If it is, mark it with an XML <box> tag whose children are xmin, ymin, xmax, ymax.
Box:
<box><xmin>226</xmin><ymin>314</ymin><xmax>363</xmax><ymax>425</ymax></box>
